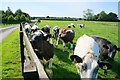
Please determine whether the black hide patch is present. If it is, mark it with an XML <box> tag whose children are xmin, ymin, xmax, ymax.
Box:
<box><xmin>70</xmin><ymin>55</ymin><xmax>83</xmax><ymax>63</ymax></box>
<box><xmin>98</xmin><ymin>61</ymin><xmax>112</xmax><ymax>69</ymax></box>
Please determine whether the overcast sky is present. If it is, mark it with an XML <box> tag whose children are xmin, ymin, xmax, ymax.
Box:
<box><xmin>1</xmin><ymin>0</ymin><xmax>119</xmax><ymax>18</ymax></box>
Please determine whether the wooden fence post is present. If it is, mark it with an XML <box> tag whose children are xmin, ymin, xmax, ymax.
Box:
<box><xmin>20</xmin><ymin>23</ymin><xmax>24</xmax><ymax>75</ymax></box>
<box><xmin>20</xmin><ymin>23</ymin><xmax>23</xmax><ymax>31</ymax></box>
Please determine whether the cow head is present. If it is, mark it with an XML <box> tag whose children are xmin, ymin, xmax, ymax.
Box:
<box><xmin>70</xmin><ymin>54</ymin><xmax>112</xmax><ymax>79</ymax></box>
<box><xmin>100</xmin><ymin>44</ymin><xmax>120</xmax><ymax>61</ymax></box>
<box><xmin>43</xmin><ymin>33</ymin><xmax>52</xmax><ymax>41</ymax></box>
<box><xmin>71</xmin><ymin>23</ymin><xmax>75</xmax><ymax>28</ymax></box>
<box><xmin>108</xmin><ymin>44</ymin><xmax>120</xmax><ymax>61</ymax></box>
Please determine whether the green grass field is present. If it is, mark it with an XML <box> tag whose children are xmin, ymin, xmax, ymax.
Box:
<box><xmin>2</xmin><ymin>20</ymin><xmax>120</xmax><ymax>79</ymax></box>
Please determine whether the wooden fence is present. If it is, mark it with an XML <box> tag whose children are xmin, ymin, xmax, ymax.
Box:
<box><xmin>19</xmin><ymin>23</ymin><xmax>49</xmax><ymax>80</ymax></box>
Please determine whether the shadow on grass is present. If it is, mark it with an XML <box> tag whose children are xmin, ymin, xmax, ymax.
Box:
<box><xmin>54</xmin><ymin>48</ymin><xmax>72</xmax><ymax>64</ymax></box>
<box><xmin>51</xmin><ymin>63</ymin><xmax>80</xmax><ymax>79</ymax></box>
<box><xmin>98</xmin><ymin>59</ymin><xmax>120</xmax><ymax>78</ymax></box>
<box><xmin>109</xmin><ymin>60</ymin><xmax>120</xmax><ymax>78</ymax></box>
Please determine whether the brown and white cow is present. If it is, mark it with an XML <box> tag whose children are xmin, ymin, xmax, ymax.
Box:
<box><xmin>56</xmin><ymin>27</ymin><xmax>75</xmax><ymax>52</ymax></box>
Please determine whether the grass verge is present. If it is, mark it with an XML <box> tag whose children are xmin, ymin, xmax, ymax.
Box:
<box><xmin>0</xmin><ymin>24</ymin><xmax>18</xmax><ymax>28</ymax></box>
<box><xmin>2</xmin><ymin>28</ymin><xmax>23</xmax><ymax>78</ymax></box>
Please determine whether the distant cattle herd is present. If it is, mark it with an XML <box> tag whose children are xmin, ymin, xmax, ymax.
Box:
<box><xmin>24</xmin><ymin>22</ymin><xmax>120</xmax><ymax>79</ymax></box>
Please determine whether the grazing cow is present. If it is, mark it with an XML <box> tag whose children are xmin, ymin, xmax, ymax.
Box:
<box><xmin>52</xmin><ymin>26</ymin><xmax>60</xmax><ymax>40</ymax></box>
<box><xmin>70</xmin><ymin>35</ymin><xmax>112</xmax><ymax>79</ymax></box>
<box><xmin>77</xmin><ymin>24</ymin><xmax>84</xmax><ymax>28</ymax></box>
<box><xmin>24</xmin><ymin>22</ymin><xmax>32</xmax><ymax>38</ymax></box>
<box><xmin>68</xmin><ymin>23</ymin><xmax>75</xmax><ymax>28</ymax></box>
<box><xmin>91</xmin><ymin>35</ymin><xmax>120</xmax><ymax>61</ymax></box>
<box><xmin>41</xmin><ymin>25</ymin><xmax>51</xmax><ymax>34</ymax></box>
<box><xmin>56</xmin><ymin>27</ymin><xmax>75</xmax><ymax>52</ymax></box>
<box><xmin>30</xmin><ymin>30</ymin><xmax>54</xmax><ymax>69</ymax></box>
<box><xmin>31</xmin><ymin>22</ymin><xmax>39</xmax><ymax>33</ymax></box>
<box><xmin>32</xmin><ymin>30</ymin><xmax>51</xmax><ymax>41</ymax></box>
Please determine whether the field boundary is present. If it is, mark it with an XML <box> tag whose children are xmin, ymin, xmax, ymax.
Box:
<box><xmin>87</xmin><ymin>21</ymin><xmax>118</xmax><ymax>26</ymax></box>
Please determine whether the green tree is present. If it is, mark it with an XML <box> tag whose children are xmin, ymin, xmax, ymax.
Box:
<box><xmin>1</xmin><ymin>10</ymin><xmax>7</xmax><ymax>22</ymax></box>
<box><xmin>46</xmin><ymin>16</ymin><xmax>50</xmax><ymax>18</ymax></box>
<box><xmin>25</xmin><ymin>17</ymin><xmax>30</xmax><ymax>22</ymax></box>
<box><xmin>8</xmin><ymin>15</ymin><xmax>14</xmax><ymax>22</ymax></box>
<box><xmin>15</xmin><ymin>9</ymin><xmax>23</xmax><ymax>16</ymax></box>
<box><xmin>107</xmin><ymin>12</ymin><xmax>118</xmax><ymax>21</ymax></box>
<box><xmin>37</xmin><ymin>18</ymin><xmax>41</xmax><ymax>22</ymax></box>
<box><xmin>20</xmin><ymin>14</ymin><xmax>26</xmax><ymax>21</ymax></box>
<box><xmin>1</xmin><ymin>10</ymin><xmax>5</xmax><ymax>14</ymax></box>
<box><xmin>6</xmin><ymin>7</ymin><xmax>13</xmax><ymax>16</ymax></box>
<box><xmin>83</xmin><ymin>9</ymin><xmax>94</xmax><ymax>20</ymax></box>
<box><xmin>97</xmin><ymin>11</ymin><xmax>108</xmax><ymax>21</ymax></box>
<box><xmin>14</xmin><ymin>15</ymin><xmax>20</xmax><ymax>21</ymax></box>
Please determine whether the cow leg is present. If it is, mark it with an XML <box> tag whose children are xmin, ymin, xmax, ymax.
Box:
<box><xmin>49</xmin><ymin>58</ymin><xmax>53</xmax><ymax>68</ymax></box>
<box><xmin>56</xmin><ymin>37</ymin><xmax>60</xmax><ymax>47</ymax></box>
<box><xmin>62</xmin><ymin>41</ymin><xmax>66</xmax><ymax>52</ymax></box>
<box><xmin>70</xmin><ymin>43</ymin><xmax>74</xmax><ymax>53</ymax></box>
<box><xmin>48</xmin><ymin>58</ymin><xmax>53</xmax><ymax>75</ymax></box>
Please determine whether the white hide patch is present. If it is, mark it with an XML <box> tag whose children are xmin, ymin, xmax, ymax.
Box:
<box><xmin>46</xmin><ymin>25</ymin><xmax>51</xmax><ymax>29</ymax></box>
<box><xmin>34</xmin><ymin>30</ymin><xmax>47</xmax><ymax>36</ymax></box>
<box><xmin>24</xmin><ymin>24</ymin><xmax>31</xmax><ymax>29</ymax></box>
<box><xmin>74</xmin><ymin>34</ymin><xmax>99</xmax><ymax>59</ymax></box>
<box><xmin>66</xmin><ymin>30</ymin><xmax>74</xmax><ymax>33</ymax></box>
<box><xmin>31</xmin><ymin>25</ymin><xmax>38</xmax><ymax>30</ymax></box>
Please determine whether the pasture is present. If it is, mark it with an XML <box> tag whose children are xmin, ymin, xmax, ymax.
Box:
<box><xmin>2</xmin><ymin>20</ymin><xmax>120</xmax><ymax>79</ymax></box>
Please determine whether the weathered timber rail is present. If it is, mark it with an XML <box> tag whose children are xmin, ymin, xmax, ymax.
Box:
<box><xmin>20</xmin><ymin>23</ymin><xmax>49</xmax><ymax>80</ymax></box>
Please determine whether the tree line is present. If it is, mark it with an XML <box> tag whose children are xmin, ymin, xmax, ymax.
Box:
<box><xmin>83</xmin><ymin>9</ymin><xmax>119</xmax><ymax>21</ymax></box>
<box><xmin>1</xmin><ymin>7</ymin><xmax>119</xmax><ymax>23</ymax></box>
<box><xmin>1</xmin><ymin>7</ymin><xmax>32</xmax><ymax>23</ymax></box>
<box><xmin>37</xmin><ymin>16</ymin><xmax>78</xmax><ymax>21</ymax></box>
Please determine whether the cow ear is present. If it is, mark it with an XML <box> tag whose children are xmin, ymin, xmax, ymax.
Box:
<box><xmin>117</xmin><ymin>48</ymin><xmax>120</xmax><ymax>51</ymax></box>
<box><xmin>98</xmin><ymin>61</ymin><xmax>112</xmax><ymax>69</ymax></box>
<box><xmin>70</xmin><ymin>55</ymin><xmax>82</xmax><ymax>63</ymax></box>
<box><xmin>41</xmin><ymin>28</ymin><xmax>44</xmax><ymax>31</ymax></box>
<box><xmin>103</xmin><ymin>45</ymin><xmax>109</xmax><ymax>49</ymax></box>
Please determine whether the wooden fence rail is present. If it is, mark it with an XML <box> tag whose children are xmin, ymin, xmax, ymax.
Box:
<box><xmin>19</xmin><ymin>23</ymin><xmax>49</xmax><ymax>80</ymax></box>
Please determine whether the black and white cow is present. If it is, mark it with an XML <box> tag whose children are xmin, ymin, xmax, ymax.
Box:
<box><xmin>68</xmin><ymin>23</ymin><xmax>75</xmax><ymax>28</ymax></box>
<box><xmin>91</xmin><ymin>35</ymin><xmax>120</xmax><ymax>61</ymax></box>
<box><xmin>30</xmin><ymin>30</ymin><xmax>54</xmax><ymax>69</ymax></box>
<box><xmin>77</xmin><ymin>24</ymin><xmax>84</xmax><ymax>28</ymax></box>
<box><xmin>52</xmin><ymin>26</ymin><xmax>60</xmax><ymax>40</ymax></box>
<box><xmin>24</xmin><ymin>22</ymin><xmax>32</xmax><ymax>38</ymax></box>
<box><xmin>31</xmin><ymin>22</ymin><xmax>39</xmax><ymax>33</ymax></box>
<box><xmin>41</xmin><ymin>25</ymin><xmax>51</xmax><ymax>34</ymax></box>
<box><xmin>70</xmin><ymin>35</ymin><xmax>112</xmax><ymax>79</ymax></box>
